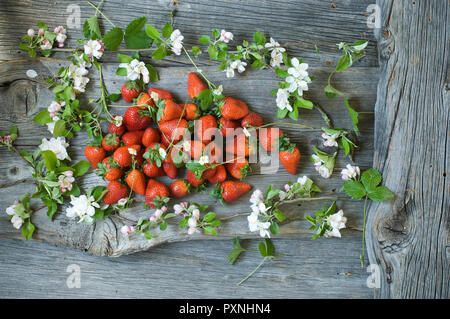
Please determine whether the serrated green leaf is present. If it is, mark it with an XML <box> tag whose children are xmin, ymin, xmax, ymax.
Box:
<box><xmin>152</xmin><ymin>46</ymin><xmax>167</xmax><ymax>60</ymax></box>
<box><xmin>72</xmin><ymin>160</ymin><xmax>90</xmax><ymax>177</ymax></box>
<box><xmin>41</xmin><ymin>150</ymin><xmax>57</xmax><ymax>171</ymax></box>
<box><xmin>22</xmin><ymin>220</ymin><xmax>35</xmax><ymax>240</ymax></box>
<box><xmin>117</xmin><ymin>53</ymin><xmax>133</xmax><ymax>63</ymax></box>
<box><xmin>125</xmin><ymin>30</ymin><xmax>152</xmax><ymax>49</ymax></box>
<box><xmin>125</xmin><ymin>17</ymin><xmax>147</xmax><ymax>35</ymax></box>
<box><xmin>33</xmin><ymin>109</ymin><xmax>52</xmax><ymax>125</ymax></box>
<box><xmin>361</xmin><ymin>168</ymin><xmax>382</xmax><ymax>191</ymax></box>
<box><xmin>161</xmin><ymin>22</ymin><xmax>173</xmax><ymax>38</ymax></box>
<box><xmin>345</xmin><ymin>96</ymin><xmax>359</xmax><ymax>135</ymax></box>
<box><xmin>273</xmin><ymin>209</ymin><xmax>286</xmax><ymax>222</ymax></box>
<box><xmin>368</xmin><ymin>186</ymin><xmax>394</xmax><ymax>202</ymax></box>
<box><xmin>254</xmin><ymin>31</ymin><xmax>266</xmax><ymax>45</ymax></box>
<box><xmin>343</xmin><ymin>180</ymin><xmax>367</xmax><ymax>199</ymax></box>
<box><xmin>103</xmin><ymin>27</ymin><xmax>123</xmax><ymax>50</ymax></box>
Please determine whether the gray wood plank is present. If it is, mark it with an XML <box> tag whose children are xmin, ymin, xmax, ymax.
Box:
<box><xmin>366</xmin><ymin>0</ymin><xmax>449</xmax><ymax>299</ymax></box>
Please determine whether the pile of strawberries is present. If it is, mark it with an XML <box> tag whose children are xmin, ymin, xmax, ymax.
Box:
<box><xmin>84</xmin><ymin>73</ymin><xmax>301</xmax><ymax>208</ymax></box>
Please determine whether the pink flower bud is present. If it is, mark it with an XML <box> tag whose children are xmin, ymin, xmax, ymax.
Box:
<box><xmin>149</xmin><ymin>216</ymin><xmax>156</xmax><ymax>222</ymax></box>
<box><xmin>38</xmin><ymin>28</ymin><xmax>45</xmax><ymax>36</ymax></box>
<box><xmin>27</xmin><ymin>29</ymin><xmax>35</xmax><ymax>37</ymax></box>
<box><xmin>4</xmin><ymin>136</ymin><xmax>11</xmax><ymax>141</ymax></box>
<box><xmin>65</xmin><ymin>170</ymin><xmax>73</xmax><ymax>177</ymax></box>
<box><xmin>284</xmin><ymin>184</ymin><xmax>291</xmax><ymax>191</ymax></box>
<box><xmin>49</xmin><ymin>112</ymin><xmax>55</xmax><ymax>118</ymax></box>
<box><xmin>58</xmin><ymin>41</ymin><xmax>64</xmax><ymax>48</ymax></box>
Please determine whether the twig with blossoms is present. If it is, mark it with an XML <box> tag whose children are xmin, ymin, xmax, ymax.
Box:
<box><xmin>20</xmin><ymin>22</ymin><xmax>67</xmax><ymax>57</ymax></box>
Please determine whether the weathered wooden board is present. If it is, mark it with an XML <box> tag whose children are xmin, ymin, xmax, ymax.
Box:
<box><xmin>0</xmin><ymin>0</ymin><xmax>381</xmax><ymax>298</ymax></box>
<box><xmin>366</xmin><ymin>0</ymin><xmax>449</xmax><ymax>299</ymax></box>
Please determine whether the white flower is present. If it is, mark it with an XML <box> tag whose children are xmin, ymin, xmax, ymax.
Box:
<box><xmin>174</xmin><ymin>204</ymin><xmax>184</xmax><ymax>215</ymax></box>
<box><xmin>117</xmin><ymin>198</ymin><xmax>128</xmax><ymax>206</ymax></box>
<box><xmin>66</xmin><ymin>195</ymin><xmax>100</xmax><ymax>224</ymax></box>
<box><xmin>150</xmin><ymin>91</ymin><xmax>159</xmax><ymax>101</ymax></box>
<box><xmin>219</xmin><ymin>29</ymin><xmax>233</xmax><ymax>43</ymax></box>
<box><xmin>270</xmin><ymin>51</ymin><xmax>283</xmax><ymax>68</ymax></box>
<box><xmin>46</xmin><ymin>116</ymin><xmax>59</xmax><ymax>134</ymax></box>
<box><xmin>159</xmin><ymin>147</ymin><xmax>167</xmax><ymax>159</ymax></box>
<box><xmin>84</xmin><ymin>40</ymin><xmax>104</xmax><ymax>59</ymax></box>
<box><xmin>113</xmin><ymin>116</ymin><xmax>123</xmax><ymax>127</ymax></box>
<box><xmin>322</xmin><ymin>132</ymin><xmax>339</xmax><ymax>147</ymax></box>
<box><xmin>6</xmin><ymin>202</ymin><xmax>18</xmax><ymax>216</ymax></box>
<box><xmin>325</xmin><ymin>210</ymin><xmax>347</xmax><ymax>238</ymax></box>
<box><xmin>286</xmin><ymin>75</ymin><xmax>309</xmax><ymax>96</ymax></box>
<box><xmin>182</xmin><ymin>140</ymin><xmax>191</xmax><ymax>152</ymax></box>
<box><xmin>128</xmin><ymin>148</ymin><xmax>137</xmax><ymax>156</ymax></box>
<box><xmin>11</xmin><ymin>215</ymin><xmax>24</xmax><ymax>229</ymax></box>
<box><xmin>120</xmin><ymin>225</ymin><xmax>135</xmax><ymax>236</ymax></box>
<box><xmin>265</xmin><ymin>37</ymin><xmax>281</xmax><ymax>50</ymax></box>
<box><xmin>199</xmin><ymin>155</ymin><xmax>209</xmax><ymax>166</ymax></box>
<box><xmin>288</xmin><ymin>58</ymin><xmax>309</xmax><ymax>79</ymax></box>
<box><xmin>230</xmin><ymin>60</ymin><xmax>247</xmax><ymax>73</ymax></box>
<box><xmin>47</xmin><ymin>101</ymin><xmax>64</xmax><ymax>114</ymax></box>
<box><xmin>247</xmin><ymin>213</ymin><xmax>271</xmax><ymax>238</ymax></box>
<box><xmin>276</xmin><ymin>88</ymin><xmax>292</xmax><ymax>112</ymax></box>
<box><xmin>297</xmin><ymin>176</ymin><xmax>308</xmax><ymax>186</ymax></box>
<box><xmin>27</xmin><ymin>29</ymin><xmax>35</xmax><ymax>37</ymax></box>
<box><xmin>58</xmin><ymin>171</ymin><xmax>75</xmax><ymax>192</ymax></box>
<box><xmin>250</xmin><ymin>189</ymin><xmax>263</xmax><ymax>206</ymax></box>
<box><xmin>188</xmin><ymin>216</ymin><xmax>197</xmax><ymax>228</ymax></box>
<box><xmin>278</xmin><ymin>191</ymin><xmax>287</xmax><ymax>201</ymax></box>
<box><xmin>225</xmin><ymin>67</ymin><xmax>235</xmax><ymax>78</ymax></box>
<box><xmin>40</xmin><ymin>39</ymin><xmax>52</xmax><ymax>50</ymax></box>
<box><xmin>39</xmin><ymin>137</ymin><xmax>70</xmax><ymax>161</ymax></box>
<box><xmin>341</xmin><ymin>164</ymin><xmax>360</xmax><ymax>181</ymax></box>
<box><xmin>119</xmin><ymin>59</ymin><xmax>149</xmax><ymax>83</ymax></box>
<box><xmin>187</xmin><ymin>227</ymin><xmax>197</xmax><ymax>235</ymax></box>
<box><xmin>243</xmin><ymin>127</ymin><xmax>251</xmax><ymax>137</ymax></box>
<box><xmin>311</xmin><ymin>154</ymin><xmax>322</xmax><ymax>165</ymax></box>
<box><xmin>170</xmin><ymin>29</ymin><xmax>184</xmax><ymax>55</ymax></box>
<box><xmin>213</xmin><ymin>85</ymin><xmax>223</xmax><ymax>96</ymax></box>
<box><xmin>56</xmin><ymin>32</ymin><xmax>67</xmax><ymax>45</ymax></box>
<box><xmin>69</xmin><ymin>64</ymin><xmax>90</xmax><ymax>93</ymax></box>
<box><xmin>317</xmin><ymin>165</ymin><xmax>331</xmax><ymax>179</ymax></box>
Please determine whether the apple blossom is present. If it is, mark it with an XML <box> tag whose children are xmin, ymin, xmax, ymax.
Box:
<box><xmin>39</xmin><ymin>136</ymin><xmax>70</xmax><ymax>161</ymax></box>
<box><xmin>84</xmin><ymin>40</ymin><xmax>104</xmax><ymax>60</ymax></box>
<box><xmin>120</xmin><ymin>225</ymin><xmax>135</xmax><ymax>236</ymax></box>
<box><xmin>27</xmin><ymin>29</ymin><xmax>35</xmax><ymax>37</ymax></box>
<box><xmin>341</xmin><ymin>164</ymin><xmax>360</xmax><ymax>181</ymax></box>
<box><xmin>66</xmin><ymin>194</ymin><xmax>100</xmax><ymax>224</ymax></box>
<box><xmin>40</xmin><ymin>39</ymin><xmax>52</xmax><ymax>50</ymax></box>
<box><xmin>325</xmin><ymin>210</ymin><xmax>347</xmax><ymax>238</ymax></box>
<box><xmin>219</xmin><ymin>29</ymin><xmax>233</xmax><ymax>43</ymax></box>
<box><xmin>170</xmin><ymin>29</ymin><xmax>184</xmax><ymax>55</ymax></box>
<box><xmin>276</xmin><ymin>88</ymin><xmax>292</xmax><ymax>112</ymax></box>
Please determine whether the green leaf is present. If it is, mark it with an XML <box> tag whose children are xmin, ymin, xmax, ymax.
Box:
<box><xmin>192</xmin><ymin>45</ymin><xmax>201</xmax><ymax>57</ymax></box>
<box><xmin>145</xmin><ymin>25</ymin><xmax>160</xmax><ymax>40</ymax></box>
<box><xmin>116</xmin><ymin>68</ymin><xmax>128</xmax><ymax>76</ymax></box>
<box><xmin>258</xmin><ymin>242</ymin><xmax>268</xmax><ymax>257</ymax></box>
<box><xmin>343</xmin><ymin>180</ymin><xmax>367</xmax><ymax>199</ymax></box>
<box><xmin>361</xmin><ymin>168</ymin><xmax>382</xmax><ymax>191</ymax></box>
<box><xmin>161</xmin><ymin>22</ymin><xmax>173</xmax><ymax>38</ymax></box>
<box><xmin>160</xmin><ymin>221</ymin><xmax>168</xmax><ymax>231</ymax></box>
<box><xmin>265</xmin><ymin>238</ymin><xmax>275</xmax><ymax>256</ymax></box>
<box><xmin>103</xmin><ymin>27</ymin><xmax>124</xmax><ymax>51</ymax></box>
<box><xmin>275</xmin><ymin>67</ymin><xmax>289</xmax><ymax>78</ymax></box>
<box><xmin>199</xmin><ymin>35</ymin><xmax>211</xmax><ymax>44</ymax></box>
<box><xmin>117</xmin><ymin>53</ymin><xmax>133</xmax><ymax>63</ymax></box>
<box><xmin>226</xmin><ymin>237</ymin><xmax>244</xmax><ymax>264</ymax></box>
<box><xmin>270</xmin><ymin>222</ymin><xmax>279</xmax><ymax>235</ymax></box>
<box><xmin>126</xmin><ymin>17</ymin><xmax>147</xmax><ymax>35</ymax></box>
<box><xmin>345</xmin><ymin>96</ymin><xmax>359</xmax><ymax>135</ymax></box>
<box><xmin>254</xmin><ymin>31</ymin><xmax>266</xmax><ymax>45</ymax></box>
<box><xmin>336</xmin><ymin>53</ymin><xmax>352</xmax><ymax>72</ymax></box>
<box><xmin>288</xmin><ymin>107</ymin><xmax>299</xmax><ymax>120</ymax></box>
<box><xmin>295</xmin><ymin>98</ymin><xmax>314</xmax><ymax>109</ymax></box>
<box><xmin>33</xmin><ymin>109</ymin><xmax>52</xmax><ymax>125</ymax></box>
<box><xmin>22</xmin><ymin>220</ymin><xmax>35</xmax><ymax>240</ymax></box>
<box><xmin>125</xmin><ymin>30</ymin><xmax>152</xmax><ymax>49</ymax></box>
<box><xmin>197</xmin><ymin>89</ymin><xmax>213</xmax><ymax>111</ymax></box>
<box><xmin>146</xmin><ymin>64</ymin><xmax>159</xmax><ymax>82</ymax></box>
<box><xmin>368</xmin><ymin>186</ymin><xmax>394</xmax><ymax>202</ymax></box>
<box><xmin>273</xmin><ymin>209</ymin><xmax>286</xmax><ymax>222</ymax></box>
<box><xmin>53</xmin><ymin>120</ymin><xmax>72</xmax><ymax>138</ymax></box>
<box><xmin>204</xmin><ymin>227</ymin><xmax>217</xmax><ymax>235</ymax></box>
<box><xmin>324</xmin><ymin>84</ymin><xmax>344</xmax><ymax>98</ymax></box>
<box><xmin>207</xmin><ymin>44</ymin><xmax>218</xmax><ymax>60</ymax></box>
<box><xmin>203</xmin><ymin>212</ymin><xmax>216</xmax><ymax>222</ymax></box>
<box><xmin>352</xmin><ymin>40</ymin><xmax>368</xmax><ymax>51</ymax></box>
<box><xmin>41</xmin><ymin>150</ymin><xmax>57</xmax><ymax>171</ymax></box>
<box><xmin>276</xmin><ymin>107</ymin><xmax>289</xmax><ymax>119</ymax></box>
<box><xmin>72</xmin><ymin>160</ymin><xmax>90</xmax><ymax>177</ymax></box>
<box><xmin>152</xmin><ymin>46</ymin><xmax>167</xmax><ymax>60</ymax></box>
<box><xmin>85</xmin><ymin>16</ymin><xmax>101</xmax><ymax>40</ymax></box>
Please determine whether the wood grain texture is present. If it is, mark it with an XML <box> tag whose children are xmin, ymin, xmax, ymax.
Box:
<box><xmin>366</xmin><ymin>0</ymin><xmax>449</xmax><ymax>299</ymax></box>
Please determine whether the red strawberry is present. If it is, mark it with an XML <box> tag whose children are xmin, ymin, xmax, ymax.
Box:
<box><xmin>96</xmin><ymin>157</ymin><xmax>123</xmax><ymax>181</ymax></box>
<box><xmin>225</xmin><ymin>134</ymin><xmax>254</xmax><ymax>156</ymax></box>
<box><xmin>181</xmin><ymin>103</ymin><xmax>199</xmax><ymax>120</ymax></box>
<box><xmin>220</xmin><ymin>97</ymin><xmax>249</xmax><ymax>120</ymax></box>
<box><xmin>148</xmin><ymin>88</ymin><xmax>173</xmax><ymax>101</ymax></box>
<box><xmin>122</xmin><ymin>130</ymin><xmax>144</xmax><ymax>146</ymax></box>
<box><xmin>108</xmin><ymin>117</ymin><xmax>126</xmax><ymax>136</ymax></box>
<box><xmin>121</xmin><ymin>81</ymin><xmax>141</xmax><ymax>103</ymax></box>
<box><xmin>136</xmin><ymin>92</ymin><xmax>154</xmax><ymax>107</ymax></box>
<box><xmin>187</xmin><ymin>72</ymin><xmax>208</xmax><ymax>99</ymax></box>
<box><xmin>84</xmin><ymin>145</ymin><xmax>106</xmax><ymax>169</ymax></box>
<box><xmin>157</xmin><ymin>99</ymin><xmax>183</xmax><ymax>122</ymax></box>
<box><xmin>241</xmin><ymin>112</ymin><xmax>263</xmax><ymax>128</ymax></box>
<box><xmin>102</xmin><ymin>133</ymin><xmax>120</xmax><ymax>152</ymax></box>
<box><xmin>143</xmin><ymin>161</ymin><xmax>165</xmax><ymax>177</ymax></box>
<box><xmin>219</xmin><ymin>117</ymin><xmax>240</xmax><ymax>137</ymax></box>
<box><xmin>204</xmin><ymin>141</ymin><xmax>223</xmax><ymax>163</ymax></box>
<box><xmin>279</xmin><ymin>146</ymin><xmax>301</xmax><ymax>175</ymax></box>
<box><xmin>145</xmin><ymin>179</ymin><xmax>170</xmax><ymax>208</ymax></box>
<box><xmin>196</xmin><ymin>115</ymin><xmax>218</xmax><ymax>143</ymax></box>
<box><xmin>142</xmin><ymin>127</ymin><xmax>160</xmax><ymax>147</ymax></box>
<box><xmin>207</xmin><ymin>164</ymin><xmax>227</xmax><ymax>184</ymax></box>
<box><xmin>170</xmin><ymin>180</ymin><xmax>190</xmax><ymax>198</ymax></box>
<box><xmin>113</xmin><ymin>145</ymin><xmax>141</xmax><ymax>167</ymax></box>
<box><xmin>123</xmin><ymin>106</ymin><xmax>152</xmax><ymax>131</ymax></box>
<box><xmin>226</xmin><ymin>158</ymin><xmax>250</xmax><ymax>179</ymax></box>
<box><xmin>189</xmin><ymin>140</ymin><xmax>206</xmax><ymax>160</ymax></box>
<box><xmin>103</xmin><ymin>181</ymin><xmax>129</xmax><ymax>205</ymax></box>
<box><xmin>163</xmin><ymin>161</ymin><xmax>178</xmax><ymax>179</ymax></box>
<box><xmin>220</xmin><ymin>181</ymin><xmax>251</xmax><ymax>202</ymax></box>
<box><xmin>125</xmin><ymin>169</ymin><xmax>146</xmax><ymax>196</ymax></box>
<box><xmin>186</xmin><ymin>170</ymin><xmax>205</xmax><ymax>187</ymax></box>
<box><xmin>160</xmin><ymin>132</ymin><xmax>171</xmax><ymax>148</ymax></box>
<box><xmin>202</xmin><ymin>165</ymin><xmax>217</xmax><ymax>180</ymax></box>
<box><xmin>259</xmin><ymin>128</ymin><xmax>284</xmax><ymax>151</ymax></box>
<box><xmin>159</xmin><ymin>119</ymin><xmax>188</xmax><ymax>144</ymax></box>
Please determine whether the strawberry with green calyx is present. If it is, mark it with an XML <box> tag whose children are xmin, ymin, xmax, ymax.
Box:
<box><xmin>136</xmin><ymin>92</ymin><xmax>154</xmax><ymax>107</ymax></box>
<box><xmin>170</xmin><ymin>179</ymin><xmax>191</xmax><ymax>198</ymax></box>
<box><xmin>145</xmin><ymin>179</ymin><xmax>170</xmax><ymax>208</ymax></box>
<box><xmin>187</xmin><ymin>72</ymin><xmax>208</xmax><ymax>99</ymax></box>
<box><xmin>186</xmin><ymin>169</ymin><xmax>206</xmax><ymax>187</ymax></box>
<box><xmin>209</xmin><ymin>180</ymin><xmax>252</xmax><ymax>204</ymax></box>
<box><xmin>278</xmin><ymin>135</ymin><xmax>301</xmax><ymax>175</ymax></box>
<box><xmin>181</xmin><ymin>103</ymin><xmax>199</xmax><ymax>120</ymax></box>
<box><xmin>226</xmin><ymin>158</ymin><xmax>251</xmax><ymax>180</ymax></box>
<box><xmin>207</xmin><ymin>164</ymin><xmax>227</xmax><ymax>184</ymax></box>
<box><xmin>143</xmin><ymin>142</ymin><xmax>166</xmax><ymax>167</ymax></box>
<box><xmin>156</xmin><ymin>99</ymin><xmax>183</xmax><ymax>122</ymax></box>
<box><xmin>121</xmin><ymin>80</ymin><xmax>142</xmax><ymax>103</ymax></box>
<box><xmin>103</xmin><ymin>181</ymin><xmax>129</xmax><ymax>205</ymax></box>
<box><xmin>84</xmin><ymin>135</ymin><xmax>106</xmax><ymax>169</ymax></box>
<box><xmin>102</xmin><ymin>133</ymin><xmax>120</xmax><ymax>152</ymax></box>
<box><xmin>143</xmin><ymin>161</ymin><xmax>165</xmax><ymax>177</ymax></box>
<box><xmin>109</xmin><ymin>117</ymin><xmax>126</xmax><ymax>136</ymax></box>
<box><xmin>259</xmin><ymin>127</ymin><xmax>284</xmax><ymax>151</ymax></box>
<box><xmin>96</xmin><ymin>157</ymin><xmax>123</xmax><ymax>181</ymax></box>
<box><xmin>123</xmin><ymin>105</ymin><xmax>152</xmax><ymax>131</ymax></box>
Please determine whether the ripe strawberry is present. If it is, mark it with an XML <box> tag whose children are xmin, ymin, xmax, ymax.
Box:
<box><xmin>121</xmin><ymin>81</ymin><xmax>141</xmax><ymax>103</ymax></box>
<box><xmin>196</xmin><ymin>115</ymin><xmax>218</xmax><ymax>143</ymax></box>
<box><xmin>84</xmin><ymin>144</ymin><xmax>106</xmax><ymax>169</ymax></box>
<box><xmin>219</xmin><ymin>117</ymin><xmax>240</xmax><ymax>137</ymax></box>
<box><xmin>241</xmin><ymin>112</ymin><xmax>263</xmax><ymax>128</ymax></box>
<box><xmin>202</xmin><ymin>165</ymin><xmax>217</xmax><ymax>180</ymax></box>
<box><xmin>204</xmin><ymin>141</ymin><xmax>223</xmax><ymax>163</ymax></box>
<box><xmin>279</xmin><ymin>147</ymin><xmax>301</xmax><ymax>175</ymax></box>
<box><xmin>136</xmin><ymin>92</ymin><xmax>153</xmax><ymax>107</ymax></box>
<box><xmin>216</xmin><ymin>181</ymin><xmax>251</xmax><ymax>202</ymax></box>
<box><xmin>157</xmin><ymin>99</ymin><xmax>183</xmax><ymax>122</ymax></box>
<box><xmin>113</xmin><ymin>145</ymin><xmax>141</xmax><ymax>167</ymax></box>
<box><xmin>123</xmin><ymin>106</ymin><xmax>152</xmax><ymax>131</ymax></box>
<box><xmin>125</xmin><ymin>169</ymin><xmax>146</xmax><ymax>196</ymax></box>
<box><xmin>163</xmin><ymin>161</ymin><xmax>178</xmax><ymax>179</ymax></box>
<box><xmin>142</xmin><ymin>127</ymin><xmax>160</xmax><ymax>147</ymax></box>
<box><xmin>259</xmin><ymin>128</ymin><xmax>284</xmax><ymax>151</ymax></box>
<box><xmin>220</xmin><ymin>97</ymin><xmax>249</xmax><ymax>120</ymax></box>
<box><xmin>187</xmin><ymin>72</ymin><xmax>208</xmax><ymax>99</ymax></box>
<box><xmin>225</xmin><ymin>134</ymin><xmax>255</xmax><ymax>156</ymax></box>
<box><xmin>145</xmin><ymin>179</ymin><xmax>170</xmax><ymax>208</ymax></box>
<box><xmin>102</xmin><ymin>133</ymin><xmax>120</xmax><ymax>152</ymax></box>
<box><xmin>103</xmin><ymin>181</ymin><xmax>129</xmax><ymax>205</ymax></box>
<box><xmin>207</xmin><ymin>164</ymin><xmax>227</xmax><ymax>184</ymax></box>
<box><xmin>186</xmin><ymin>170</ymin><xmax>205</xmax><ymax>187</ymax></box>
<box><xmin>96</xmin><ymin>157</ymin><xmax>123</xmax><ymax>181</ymax></box>
<box><xmin>160</xmin><ymin>132</ymin><xmax>171</xmax><ymax>148</ymax></box>
<box><xmin>159</xmin><ymin>119</ymin><xmax>188</xmax><ymax>143</ymax></box>
<box><xmin>143</xmin><ymin>161</ymin><xmax>165</xmax><ymax>177</ymax></box>
<box><xmin>170</xmin><ymin>180</ymin><xmax>190</xmax><ymax>198</ymax></box>
<box><xmin>108</xmin><ymin>117</ymin><xmax>126</xmax><ymax>136</ymax></box>
<box><xmin>181</xmin><ymin>103</ymin><xmax>199</xmax><ymax>120</ymax></box>
<box><xmin>122</xmin><ymin>130</ymin><xmax>144</xmax><ymax>146</ymax></box>
<box><xmin>226</xmin><ymin>158</ymin><xmax>251</xmax><ymax>179</ymax></box>
<box><xmin>148</xmin><ymin>88</ymin><xmax>173</xmax><ymax>101</ymax></box>
<box><xmin>189</xmin><ymin>140</ymin><xmax>206</xmax><ymax>160</ymax></box>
